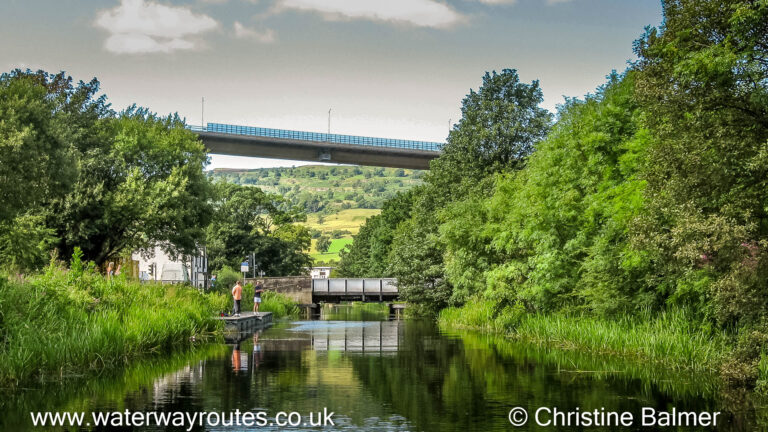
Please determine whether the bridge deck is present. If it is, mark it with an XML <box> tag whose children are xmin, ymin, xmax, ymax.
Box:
<box><xmin>190</xmin><ymin>123</ymin><xmax>443</xmax><ymax>169</ymax></box>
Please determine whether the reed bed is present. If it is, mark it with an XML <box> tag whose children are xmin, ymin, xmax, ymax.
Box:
<box><xmin>439</xmin><ymin>300</ymin><xmax>731</xmax><ymax>373</ymax></box>
<box><xmin>0</xmin><ymin>263</ymin><xmax>228</xmax><ymax>387</ymax></box>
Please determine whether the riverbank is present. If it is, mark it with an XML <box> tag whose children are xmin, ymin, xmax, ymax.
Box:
<box><xmin>0</xmin><ymin>261</ymin><xmax>228</xmax><ymax>387</ymax></box>
<box><xmin>438</xmin><ymin>300</ymin><xmax>732</xmax><ymax>374</ymax></box>
<box><xmin>238</xmin><ymin>284</ymin><xmax>300</xmax><ymax>319</ymax></box>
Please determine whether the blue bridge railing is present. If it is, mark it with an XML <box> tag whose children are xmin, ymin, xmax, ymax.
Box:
<box><xmin>189</xmin><ymin>123</ymin><xmax>443</xmax><ymax>152</ymax></box>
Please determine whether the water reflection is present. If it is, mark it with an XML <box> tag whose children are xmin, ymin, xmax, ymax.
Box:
<box><xmin>289</xmin><ymin>321</ymin><xmax>402</xmax><ymax>353</ymax></box>
<box><xmin>4</xmin><ymin>318</ymin><xmax>768</xmax><ymax>431</ymax></box>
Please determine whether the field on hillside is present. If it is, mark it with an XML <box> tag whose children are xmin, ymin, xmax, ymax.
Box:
<box><xmin>210</xmin><ymin>166</ymin><xmax>410</xmax><ymax>265</ymax></box>
<box><xmin>305</xmin><ymin>208</ymin><xmax>380</xmax><ymax>234</ymax></box>
<box><xmin>210</xmin><ymin>165</ymin><xmax>422</xmax><ymax>215</ymax></box>
<box><xmin>305</xmin><ymin>209</ymin><xmax>379</xmax><ymax>263</ymax></box>
<box><xmin>310</xmin><ymin>237</ymin><xmax>354</xmax><ymax>263</ymax></box>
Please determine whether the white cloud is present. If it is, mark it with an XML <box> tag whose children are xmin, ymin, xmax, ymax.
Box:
<box><xmin>275</xmin><ymin>0</ymin><xmax>464</xmax><ymax>29</ymax></box>
<box><xmin>95</xmin><ymin>0</ymin><xmax>219</xmax><ymax>54</ymax></box>
<box><xmin>233</xmin><ymin>21</ymin><xmax>276</xmax><ymax>43</ymax></box>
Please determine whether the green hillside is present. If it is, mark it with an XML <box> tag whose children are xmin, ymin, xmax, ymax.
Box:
<box><xmin>209</xmin><ymin>166</ymin><xmax>422</xmax><ymax>264</ymax></box>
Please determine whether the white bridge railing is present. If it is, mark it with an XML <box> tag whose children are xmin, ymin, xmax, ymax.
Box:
<box><xmin>312</xmin><ymin>278</ymin><xmax>398</xmax><ymax>296</ymax></box>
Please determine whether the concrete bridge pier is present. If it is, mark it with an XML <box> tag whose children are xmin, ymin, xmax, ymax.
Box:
<box><xmin>388</xmin><ymin>303</ymin><xmax>406</xmax><ymax>319</ymax></box>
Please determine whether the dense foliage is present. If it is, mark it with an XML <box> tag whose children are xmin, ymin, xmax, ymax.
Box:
<box><xmin>0</xmin><ymin>70</ymin><xmax>311</xmax><ymax>276</ymax></box>
<box><xmin>340</xmin><ymin>69</ymin><xmax>552</xmax><ymax>314</ymax></box>
<box><xmin>205</xmin><ymin>182</ymin><xmax>311</xmax><ymax>274</ymax></box>
<box><xmin>336</xmin><ymin>189</ymin><xmax>415</xmax><ymax>277</ymax></box>
<box><xmin>0</xmin><ymin>250</ymin><xmax>227</xmax><ymax>387</ymax></box>
<box><xmin>0</xmin><ymin>71</ymin><xmax>104</xmax><ymax>225</ymax></box>
<box><xmin>48</xmin><ymin>106</ymin><xmax>213</xmax><ymax>266</ymax></box>
<box><xmin>456</xmin><ymin>73</ymin><xmax>648</xmax><ymax>314</ymax></box>
<box><xmin>339</xmin><ymin>0</ymin><xmax>768</xmax><ymax>387</ymax></box>
<box><xmin>209</xmin><ymin>165</ymin><xmax>423</xmax><ymax>214</ymax></box>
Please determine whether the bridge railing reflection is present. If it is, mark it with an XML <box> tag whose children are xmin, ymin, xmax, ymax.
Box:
<box><xmin>308</xmin><ymin>321</ymin><xmax>402</xmax><ymax>354</ymax></box>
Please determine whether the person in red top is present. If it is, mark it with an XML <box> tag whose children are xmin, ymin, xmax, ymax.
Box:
<box><xmin>231</xmin><ymin>280</ymin><xmax>243</xmax><ymax>317</ymax></box>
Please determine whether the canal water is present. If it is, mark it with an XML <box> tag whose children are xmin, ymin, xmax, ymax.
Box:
<box><xmin>3</xmin><ymin>306</ymin><xmax>767</xmax><ymax>431</ymax></box>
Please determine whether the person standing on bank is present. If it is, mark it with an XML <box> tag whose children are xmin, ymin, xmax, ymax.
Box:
<box><xmin>232</xmin><ymin>280</ymin><xmax>243</xmax><ymax>317</ymax></box>
<box><xmin>253</xmin><ymin>280</ymin><xmax>265</xmax><ymax>313</ymax></box>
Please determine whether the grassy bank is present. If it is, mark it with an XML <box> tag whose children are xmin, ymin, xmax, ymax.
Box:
<box><xmin>0</xmin><ymin>259</ymin><xmax>228</xmax><ymax>387</ymax></box>
<box><xmin>238</xmin><ymin>284</ymin><xmax>300</xmax><ymax>318</ymax></box>
<box><xmin>438</xmin><ymin>300</ymin><xmax>732</xmax><ymax>373</ymax></box>
<box><xmin>209</xmin><ymin>267</ymin><xmax>301</xmax><ymax>318</ymax></box>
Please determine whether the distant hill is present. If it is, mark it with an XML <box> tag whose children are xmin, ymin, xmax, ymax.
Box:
<box><xmin>208</xmin><ymin>165</ymin><xmax>423</xmax><ymax>264</ymax></box>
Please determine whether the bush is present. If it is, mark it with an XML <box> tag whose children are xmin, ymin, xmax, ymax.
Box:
<box><xmin>215</xmin><ymin>266</ymin><xmax>240</xmax><ymax>293</ymax></box>
<box><xmin>235</xmin><ymin>283</ymin><xmax>299</xmax><ymax>318</ymax></box>
<box><xmin>439</xmin><ymin>299</ymin><xmax>525</xmax><ymax>333</ymax></box>
<box><xmin>258</xmin><ymin>291</ymin><xmax>300</xmax><ymax>318</ymax></box>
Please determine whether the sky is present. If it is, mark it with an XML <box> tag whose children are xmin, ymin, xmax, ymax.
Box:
<box><xmin>1</xmin><ymin>0</ymin><xmax>662</xmax><ymax>169</ymax></box>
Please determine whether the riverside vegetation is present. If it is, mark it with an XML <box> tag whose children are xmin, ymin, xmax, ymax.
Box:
<box><xmin>0</xmin><ymin>249</ymin><xmax>301</xmax><ymax>387</ymax></box>
<box><xmin>0</xmin><ymin>69</ymin><xmax>307</xmax><ymax>387</ymax></box>
<box><xmin>338</xmin><ymin>0</ymin><xmax>768</xmax><ymax>391</ymax></box>
<box><xmin>0</xmin><ymin>249</ymin><xmax>226</xmax><ymax>387</ymax></box>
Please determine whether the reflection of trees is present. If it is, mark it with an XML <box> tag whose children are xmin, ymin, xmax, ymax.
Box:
<box><xmin>5</xmin><ymin>323</ymin><xmax>768</xmax><ymax>431</ymax></box>
<box><xmin>347</xmin><ymin>322</ymin><xmax>760</xmax><ymax>431</ymax></box>
<box><xmin>0</xmin><ymin>345</ymin><xmax>228</xmax><ymax>431</ymax></box>
<box><xmin>320</xmin><ymin>304</ymin><xmax>390</xmax><ymax>321</ymax></box>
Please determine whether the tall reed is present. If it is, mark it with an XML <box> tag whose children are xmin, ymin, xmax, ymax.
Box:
<box><xmin>438</xmin><ymin>300</ymin><xmax>731</xmax><ymax>373</ymax></box>
<box><xmin>0</xmin><ymin>260</ymin><xmax>228</xmax><ymax>387</ymax></box>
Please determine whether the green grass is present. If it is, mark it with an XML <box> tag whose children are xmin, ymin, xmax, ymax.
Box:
<box><xmin>239</xmin><ymin>284</ymin><xmax>300</xmax><ymax>318</ymax></box>
<box><xmin>0</xmin><ymin>259</ymin><xmax>229</xmax><ymax>387</ymax></box>
<box><xmin>438</xmin><ymin>300</ymin><xmax>731</xmax><ymax>373</ymax></box>
<box><xmin>328</xmin><ymin>237</ymin><xmax>354</xmax><ymax>253</ymax></box>
<box><xmin>310</xmin><ymin>237</ymin><xmax>354</xmax><ymax>262</ymax></box>
<box><xmin>305</xmin><ymin>209</ymin><xmax>381</xmax><ymax>263</ymax></box>
<box><xmin>305</xmin><ymin>208</ymin><xmax>381</xmax><ymax>235</ymax></box>
<box><xmin>444</xmin><ymin>329</ymin><xmax>722</xmax><ymax>400</ymax></box>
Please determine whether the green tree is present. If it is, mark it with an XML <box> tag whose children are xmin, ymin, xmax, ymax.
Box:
<box><xmin>46</xmin><ymin>106</ymin><xmax>212</xmax><ymax>265</ymax></box>
<box><xmin>632</xmin><ymin>0</ymin><xmax>768</xmax><ymax>325</ymax></box>
<box><xmin>337</xmin><ymin>189</ymin><xmax>415</xmax><ymax>277</ymax></box>
<box><xmin>316</xmin><ymin>235</ymin><xmax>331</xmax><ymax>253</ymax></box>
<box><xmin>387</xmin><ymin>69</ymin><xmax>552</xmax><ymax>312</ymax></box>
<box><xmin>425</xmin><ymin>69</ymin><xmax>552</xmax><ymax>203</ymax></box>
<box><xmin>442</xmin><ymin>73</ymin><xmax>648</xmax><ymax>312</ymax></box>
<box><xmin>0</xmin><ymin>70</ymin><xmax>109</xmax><ymax>224</ymax></box>
<box><xmin>206</xmin><ymin>182</ymin><xmax>311</xmax><ymax>275</ymax></box>
<box><xmin>0</xmin><ymin>213</ymin><xmax>57</xmax><ymax>272</ymax></box>
<box><xmin>388</xmin><ymin>217</ymin><xmax>452</xmax><ymax>315</ymax></box>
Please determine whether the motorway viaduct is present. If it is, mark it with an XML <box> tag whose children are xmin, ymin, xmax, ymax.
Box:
<box><xmin>193</xmin><ymin>123</ymin><xmax>443</xmax><ymax>170</ymax></box>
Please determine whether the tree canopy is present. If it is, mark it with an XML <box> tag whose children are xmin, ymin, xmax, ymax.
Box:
<box><xmin>0</xmin><ymin>70</ymin><xmax>312</xmax><ymax>274</ymax></box>
<box><xmin>47</xmin><ymin>106</ymin><xmax>213</xmax><ymax>265</ymax></box>
<box><xmin>0</xmin><ymin>70</ymin><xmax>109</xmax><ymax>224</ymax></box>
<box><xmin>205</xmin><ymin>182</ymin><xmax>311</xmax><ymax>276</ymax></box>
